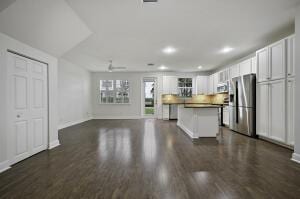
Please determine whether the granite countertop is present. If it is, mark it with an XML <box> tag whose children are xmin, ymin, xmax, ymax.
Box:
<box><xmin>183</xmin><ymin>104</ymin><xmax>221</xmax><ymax>108</ymax></box>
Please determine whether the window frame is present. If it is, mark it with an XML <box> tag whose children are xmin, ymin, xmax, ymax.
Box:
<box><xmin>99</xmin><ymin>79</ymin><xmax>130</xmax><ymax>104</ymax></box>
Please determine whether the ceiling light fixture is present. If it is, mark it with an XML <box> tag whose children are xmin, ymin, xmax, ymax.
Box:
<box><xmin>221</xmin><ymin>47</ymin><xmax>234</xmax><ymax>54</ymax></box>
<box><xmin>158</xmin><ymin>65</ymin><xmax>168</xmax><ymax>70</ymax></box>
<box><xmin>162</xmin><ymin>46</ymin><xmax>177</xmax><ymax>55</ymax></box>
<box><xmin>198</xmin><ymin>66</ymin><xmax>203</xmax><ymax>69</ymax></box>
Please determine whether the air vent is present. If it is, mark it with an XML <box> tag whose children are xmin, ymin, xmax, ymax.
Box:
<box><xmin>143</xmin><ymin>0</ymin><xmax>158</xmax><ymax>3</ymax></box>
<box><xmin>147</xmin><ymin>63</ymin><xmax>155</xmax><ymax>66</ymax></box>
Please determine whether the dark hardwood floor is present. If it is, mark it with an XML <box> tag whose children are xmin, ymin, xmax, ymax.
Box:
<box><xmin>1</xmin><ymin>119</ymin><xmax>300</xmax><ymax>199</ymax></box>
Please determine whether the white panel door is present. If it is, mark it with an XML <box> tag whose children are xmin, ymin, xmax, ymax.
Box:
<box><xmin>239</xmin><ymin>59</ymin><xmax>252</xmax><ymax>76</ymax></box>
<box><xmin>287</xmin><ymin>78</ymin><xmax>295</xmax><ymax>145</ymax></box>
<box><xmin>269</xmin><ymin>40</ymin><xmax>286</xmax><ymax>80</ymax></box>
<box><xmin>256</xmin><ymin>48</ymin><xmax>269</xmax><ymax>82</ymax></box>
<box><xmin>8</xmin><ymin>52</ymin><xmax>48</xmax><ymax>164</ymax></box>
<box><xmin>256</xmin><ymin>82</ymin><xmax>269</xmax><ymax>137</ymax></box>
<box><xmin>269</xmin><ymin>79</ymin><xmax>286</xmax><ymax>143</ymax></box>
<box><xmin>251</xmin><ymin>57</ymin><xmax>257</xmax><ymax>74</ymax></box>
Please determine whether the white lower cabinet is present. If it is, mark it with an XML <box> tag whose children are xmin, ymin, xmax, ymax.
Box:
<box><xmin>162</xmin><ymin>105</ymin><xmax>169</xmax><ymax>120</ymax></box>
<box><xmin>287</xmin><ymin>78</ymin><xmax>295</xmax><ymax>145</ymax></box>
<box><xmin>256</xmin><ymin>80</ymin><xmax>287</xmax><ymax>144</ymax></box>
<box><xmin>223</xmin><ymin>106</ymin><xmax>229</xmax><ymax>126</ymax></box>
<box><xmin>256</xmin><ymin>82</ymin><xmax>269</xmax><ymax>137</ymax></box>
<box><xmin>269</xmin><ymin>79</ymin><xmax>286</xmax><ymax>143</ymax></box>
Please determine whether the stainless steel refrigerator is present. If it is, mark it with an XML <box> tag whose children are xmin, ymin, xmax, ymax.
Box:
<box><xmin>229</xmin><ymin>74</ymin><xmax>256</xmax><ymax>137</ymax></box>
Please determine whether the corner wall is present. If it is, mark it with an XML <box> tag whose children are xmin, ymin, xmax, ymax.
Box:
<box><xmin>292</xmin><ymin>6</ymin><xmax>300</xmax><ymax>163</ymax></box>
<box><xmin>58</xmin><ymin>59</ymin><xmax>92</xmax><ymax>129</ymax></box>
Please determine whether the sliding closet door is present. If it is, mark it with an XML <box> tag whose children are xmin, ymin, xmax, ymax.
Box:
<box><xmin>8</xmin><ymin>52</ymin><xmax>48</xmax><ymax>164</ymax></box>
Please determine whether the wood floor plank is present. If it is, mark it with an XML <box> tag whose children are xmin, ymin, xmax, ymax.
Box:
<box><xmin>0</xmin><ymin>119</ymin><xmax>300</xmax><ymax>199</ymax></box>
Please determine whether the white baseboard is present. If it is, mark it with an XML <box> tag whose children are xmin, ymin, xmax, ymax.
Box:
<box><xmin>48</xmin><ymin>140</ymin><xmax>60</xmax><ymax>150</ymax></box>
<box><xmin>0</xmin><ymin>160</ymin><xmax>11</xmax><ymax>173</ymax></box>
<box><xmin>291</xmin><ymin>153</ymin><xmax>300</xmax><ymax>164</ymax></box>
<box><xmin>93</xmin><ymin>116</ymin><xmax>141</xmax><ymax>120</ymax></box>
<box><xmin>58</xmin><ymin>117</ymin><xmax>93</xmax><ymax>130</ymax></box>
<box><xmin>177</xmin><ymin>122</ymin><xmax>197</xmax><ymax>139</ymax></box>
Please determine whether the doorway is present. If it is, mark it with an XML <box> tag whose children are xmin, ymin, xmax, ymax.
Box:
<box><xmin>142</xmin><ymin>77</ymin><xmax>157</xmax><ymax>118</ymax></box>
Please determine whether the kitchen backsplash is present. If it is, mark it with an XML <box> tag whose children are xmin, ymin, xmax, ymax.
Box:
<box><xmin>162</xmin><ymin>94</ymin><xmax>228</xmax><ymax>104</ymax></box>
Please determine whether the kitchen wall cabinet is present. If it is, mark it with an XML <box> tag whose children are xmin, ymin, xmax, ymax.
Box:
<box><xmin>269</xmin><ymin>40</ymin><xmax>286</xmax><ymax>81</ymax></box>
<box><xmin>251</xmin><ymin>57</ymin><xmax>257</xmax><ymax>74</ymax></box>
<box><xmin>287</xmin><ymin>35</ymin><xmax>295</xmax><ymax>78</ymax></box>
<box><xmin>218</xmin><ymin>69</ymin><xmax>229</xmax><ymax>83</ymax></box>
<box><xmin>287</xmin><ymin>78</ymin><xmax>295</xmax><ymax>145</ymax></box>
<box><xmin>213</xmin><ymin>73</ymin><xmax>218</xmax><ymax>94</ymax></box>
<box><xmin>239</xmin><ymin>59</ymin><xmax>252</xmax><ymax>76</ymax></box>
<box><xmin>230</xmin><ymin>64</ymin><xmax>240</xmax><ymax>78</ymax></box>
<box><xmin>162</xmin><ymin>76</ymin><xmax>178</xmax><ymax>94</ymax></box>
<box><xmin>257</xmin><ymin>39</ymin><xmax>286</xmax><ymax>82</ymax></box>
<box><xmin>256</xmin><ymin>82</ymin><xmax>269</xmax><ymax>137</ymax></box>
<box><xmin>257</xmin><ymin>47</ymin><xmax>269</xmax><ymax>82</ymax></box>
<box><xmin>196</xmin><ymin>76</ymin><xmax>208</xmax><ymax>95</ymax></box>
<box><xmin>208</xmin><ymin>75</ymin><xmax>214</xmax><ymax>95</ymax></box>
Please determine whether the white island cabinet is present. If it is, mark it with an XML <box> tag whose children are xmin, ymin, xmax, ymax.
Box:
<box><xmin>177</xmin><ymin>105</ymin><xmax>219</xmax><ymax>139</ymax></box>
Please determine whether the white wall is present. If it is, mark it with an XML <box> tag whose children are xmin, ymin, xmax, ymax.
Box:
<box><xmin>0</xmin><ymin>32</ymin><xmax>59</xmax><ymax>172</ymax></box>
<box><xmin>92</xmin><ymin>71</ymin><xmax>208</xmax><ymax>119</ymax></box>
<box><xmin>58</xmin><ymin>59</ymin><xmax>92</xmax><ymax>129</ymax></box>
<box><xmin>292</xmin><ymin>6</ymin><xmax>300</xmax><ymax>163</ymax></box>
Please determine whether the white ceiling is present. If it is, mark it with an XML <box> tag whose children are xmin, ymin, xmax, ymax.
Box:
<box><xmin>0</xmin><ymin>0</ymin><xmax>299</xmax><ymax>72</ymax></box>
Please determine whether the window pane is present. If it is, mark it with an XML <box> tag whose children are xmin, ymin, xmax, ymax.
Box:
<box><xmin>100</xmin><ymin>80</ymin><xmax>114</xmax><ymax>91</ymax></box>
<box><xmin>99</xmin><ymin>80</ymin><xmax>129</xmax><ymax>104</ymax></box>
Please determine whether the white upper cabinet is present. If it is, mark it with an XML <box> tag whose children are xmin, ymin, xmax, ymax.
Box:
<box><xmin>287</xmin><ymin>78</ymin><xmax>295</xmax><ymax>145</ymax></box>
<box><xmin>239</xmin><ymin>58</ymin><xmax>252</xmax><ymax>76</ymax></box>
<box><xmin>230</xmin><ymin>64</ymin><xmax>240</xmax><ymax>78</ymax></box>
<box><xmin>287</xmin><ymin>35</ymin><xmax>295</xmax><ymax>77</ymax></box>
<box><xmin>162</xmin><ymin>76</ymin><xmax>178</xmax><ymax>94</ymax></box>
<box><xmin>256</xmin><ymin>47</ymin><xmax>269</xmax><ymax>82</ymax></box>
<box><xmin>256</xmin><ymin>82</ymin><xmax>269</xmax><ymax>137</ymax></box>
<box><xmin>208</xmin><ymin>75</ymin><xmax>214</xmax><ymax>95</ymax></box>
<box><xmin>213</xmin><ymin>73</ymin><xmax>218</xmax><ymax>94</ymax></box>
<box><xmin>196</xmin><ymin>76</ymin><xmax>208</xmax><ymax>95</ymax></box>
<box><xmin>269</xmin><ymin>40</ymin><xmax>286</xmax><ymax>81</ymax></box>
<box><xmin>269</xmin><ymin>79</ymin><xmax>286</xmax><ymax>143</ymax></box>
<box><xmin>251</xmin><ymin>56</ymin><xmax>257</xmax><ymax>74</ymax></box>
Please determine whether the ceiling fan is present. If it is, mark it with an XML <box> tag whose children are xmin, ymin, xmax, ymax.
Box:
<box><xmin>108</xmin><ymin>60</ymin><xmax>126</xmax><ymax>72</ymax></box>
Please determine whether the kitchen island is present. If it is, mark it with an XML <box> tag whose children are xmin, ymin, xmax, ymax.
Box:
<box><xmin>177</xmin><ymin>104</ymin><xmax>220</xmax><ymax>140</ymax></box>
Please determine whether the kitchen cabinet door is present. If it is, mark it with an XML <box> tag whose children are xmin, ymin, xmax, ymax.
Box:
<box><xmin>251</xmin><ymin>57</ymin><xmax>257</xmax><ymax>74</ymax></box>
<box><xmin>208</xmin><ymin>75</ymin><xmax>214</xmax><ymax>95</ymax></box>
<box><xmin>162</xmin><ymin>76</ymin><xmax>170</xmax><ymax>94</ymax></box>
<box><xmin>196</xmin><ymin>76</ymin><xmax>208</xmax><ymax>95</ymax></box>
<box><xmin>230</xmin><ymin>64</ymin><xmax>240</xmax><ymax>78</ymax></box>
<box><xmin>287</xmin><ymin>78</ymin><xmax>295</xmax><ymax>145</ymax></box>
<box><xmin>223</xmin><ymin>106</ymin><xmax>229</xmax><ymax>126</ymax></box>
<box><xmin>256</xmin><ymin>47</ymin><xmax>269</xmax><ymax>82</ymax></box>
<box><xmin>169</xmin><ymin>76</ymin><xmax>178</xmax><ymax>94</ymax></box>
<box><xmin>269</xmin><ymin>79</ymin><xmax>286</xmax><ymax>143</ymax></box>
<box><xmin>269</xmin><ymin>40</ymin><xmax>286</xmax><ymax>81</ymax></box>
<box><xmin>239</xmin><ymin>59</ymin><xmax>252</xmax><ymax>76</ymax></box>
<box><xmin>256</xmin><ymin>82</ymin><xmax>269</xmax><ymax>137</ymax></box>
<box><xmin>213</xmin><ymin>73</ymin><xmax>218</xmax><ymax>94</ymax></box>
<box><xmin>287</xmin><ymin>36</ymin><xmax>295</xmax><ymax>78</ymax></box>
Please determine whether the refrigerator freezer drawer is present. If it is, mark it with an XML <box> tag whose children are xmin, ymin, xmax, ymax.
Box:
<box><xmin>229</xmin><ymin>106</ymin><xmax>255</xmax><ymax>137</ymax></box>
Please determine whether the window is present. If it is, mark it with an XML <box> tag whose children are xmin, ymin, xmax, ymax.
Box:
<box><xmin>100</xmin><ymin>80</ymin><xmax>130</xmax><ymax>104</ymax></box>
<box><xmin>178</xmin><ymin>78</ymin><xmax>193</xmax><ymax>97</ymax></box>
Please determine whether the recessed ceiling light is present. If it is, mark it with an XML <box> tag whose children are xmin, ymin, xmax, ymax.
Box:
<box><xmin>158</xmin><ymin>65</ymin><xmax>168</xmax><ymax>70</ymax></box>
<box><xmin>198</xmin><ymin>66</ymin><xmax>203</xmax><ymax>69</ymax></box>
<box><xmin>162</xmin><ymin>46</ymin><xmax>177</xmax><ymax>55</ymax></box>
<box><xmin>221</xmin><ymin>47</ymin><xmax>234</xmax><ymax>54</ymax></box>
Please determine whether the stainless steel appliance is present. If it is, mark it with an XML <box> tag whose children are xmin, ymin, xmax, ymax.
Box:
<box><xmin>217</xmin><ymin>82</ymin><xmax>229</xmax><ymax>93</ymax></box>
<box><xmin>229</xmin><ymin>74</ymin><xmax>256</xmax><ymax>137</ymax></box>
<box><xmin>169</xmin><ymin>104</ymin><xmax>178</xmax><ymax>120</ymax></box>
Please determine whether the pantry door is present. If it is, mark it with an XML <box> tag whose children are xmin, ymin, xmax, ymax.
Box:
<box><xmin>8</xmin><ymin>52</ymin><xmax>48</xmax><ymax>165</ymax></box>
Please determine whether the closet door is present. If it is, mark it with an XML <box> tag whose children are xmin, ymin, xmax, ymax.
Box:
<box><xmin>8</xmin><ymin>52</ymin><xmax>48</xmax><ymax>164</ymax></box>
<box><xmin>287</xmin><ymin>78</ymin><xmax>295</xmax><ymax>145</ymax></box>
<box><xmin>269</xmin><ymin>79</ymin><xmax>286</xmax><ymax>143</ymax></box>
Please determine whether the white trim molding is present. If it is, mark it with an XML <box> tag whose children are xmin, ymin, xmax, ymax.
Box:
<box><xmin>48</xmin><ymin>140</ymin><xmax>60</xmax><ymax>150</ymax></box>
<box><xmin>177</xmin><ymin>121</ymin><xmax>198</xmax><ymax>139</ymax></box>
<box><xmin>0</xmin><ymin>160</ymin><xmax>11</xmax><ymax>173</ymax></box>
<box><xmin>58</xmin><ymin>117</ymin><xmax>93</xmax><ymax>130</ymax></box>
<box><xmin>291</xmin><ymin>153</ymin><xmax>300</xmax><ymax>164</ymax></box>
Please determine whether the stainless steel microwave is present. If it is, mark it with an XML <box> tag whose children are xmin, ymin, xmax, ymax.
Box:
<box><xmin>217</xmin><ymin>83</ymin><xmax>229</xmax><ymax>93</ymax></box>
